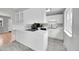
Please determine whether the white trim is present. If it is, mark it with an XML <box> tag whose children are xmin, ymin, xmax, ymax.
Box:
<box><xmin>64</xmin><ymin>29</ymin><xmax>72</xmax><ymax>37</ymax></box>
<box><xmin>64</xmin><ymin>8</ymin><xmax>72</xmax><ymax>37</ymax></box>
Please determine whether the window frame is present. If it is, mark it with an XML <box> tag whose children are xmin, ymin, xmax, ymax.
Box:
<box><xmin>64</xmin><ymin>8</ymin><xmax>72</xmax><ymax>37</ymax></box>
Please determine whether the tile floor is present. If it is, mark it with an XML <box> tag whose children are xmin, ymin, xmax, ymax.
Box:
<box><xmin>0</xmin><ymin>40</ymin><xmax>33</xmax><ymax>51</ymax></box>
<box><xmin>47</xmin><ymin>37</ymin><xmax>67</xmax><ymax>51</ymax></box>
<box><xmin>0</xmin><ymin>37</ymin><xmax>66</xmax><ymax>51</ymax></box>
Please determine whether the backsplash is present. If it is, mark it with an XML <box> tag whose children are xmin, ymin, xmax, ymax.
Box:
<box><xmin>24</xmin><ymin>23</ymin><xmax>47</xmax><ymax>31</ymax></box>
<box><xmin>24</xmin><ymin>22</ymin><xmax>64</xmax><ymax>31</ymax></box>
<box><xmin>24</xmin><ymin>24</ymin><xmax>32</xmax><ymax>29</ymax></box>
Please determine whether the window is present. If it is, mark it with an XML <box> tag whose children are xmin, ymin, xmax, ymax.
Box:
<box><xmin>64</xmin><ymin>8</ymin><xmax>72</xmax><ymax>37</ymax></box>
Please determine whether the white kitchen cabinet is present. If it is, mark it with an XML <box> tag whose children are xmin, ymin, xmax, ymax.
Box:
<box><xmin>15</xmin><ymin>30</ymin><xmax>48</xmax><ymax>51</ymax></box>
<box><xmin>48</xmin><ymin>27</ymin><xmax>64</xmax><ymax>40</ymax></box>
<box><xmin>14</xmin><ymin>8</ymin><xmax>48</xmax><ymax>51</ymax></box>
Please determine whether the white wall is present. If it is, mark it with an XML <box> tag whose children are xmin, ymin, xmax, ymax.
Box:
<box><xmin>23</xmin><ymin>8</ymin><xmax>46</xmax><ymax>24</ymax></box>
<box><xmin>14</xmin><ymin>8</ymin><xmax>46</xmax><ymax>32</ymax></box>
<box><xmin>64</xmin><ymin>8</ymin><xmax>79</xmax><ymax>51</ymax></box>
<box><xmin>0</xmin><ymin>8</ymin><xmax>15</xmax><ymax>20</ymax></box>
<box><xmin>14</xmin><ymin>8</ymin><xmax>46</xmax><ymax>31</ymax></box>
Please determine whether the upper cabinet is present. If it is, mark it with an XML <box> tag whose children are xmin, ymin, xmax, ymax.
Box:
<box><xmin>46</xmin><ymin>14</ymin><xmax>64</xmax><ymax>24</ymax></box>
<box><xmin>64</xmin><ymin>8</ymin><xmax>72</xmax><ymax>37</ymax></box>
<box><xmin>46</xmin><ymin>8</ymin><xmax>65</xmax><ymax>16</ymax></box>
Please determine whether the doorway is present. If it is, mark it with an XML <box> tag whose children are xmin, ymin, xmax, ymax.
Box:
<box><xmin>46</xmin><ymin>8</ymin><xmax>66</xmax><ymax>51</ymax></box>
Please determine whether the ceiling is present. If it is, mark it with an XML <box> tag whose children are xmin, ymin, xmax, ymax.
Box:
<box><xmin>11</xmin><ymin>8</ymin><xmax>29</xmax><ymax>12</ymax></box>
<box><xmin>46</xmin><ymin>8</ymin><xmax>66</xmax><ymax>16</ymax></box>
<box><xmin>0</xmin><ymin>8</ymin><xmax>66</xmax><ymax>15</ymax></box>
<box><xmin>0</xmin><ymin>8</ymin><xmax>29</xmax><ymax>12</ymax></box>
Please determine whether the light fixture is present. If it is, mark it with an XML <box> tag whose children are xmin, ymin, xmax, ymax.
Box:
<box><xmin>46</xmin><ymin>8</ymin><xmax>51</xmax><ymax>12</ymax></box>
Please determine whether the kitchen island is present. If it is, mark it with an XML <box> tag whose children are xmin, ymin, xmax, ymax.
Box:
<box><xmin>13</xmin><ymin>29</ymin><xmax>48</xmax><ymax>51</ymax></box>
